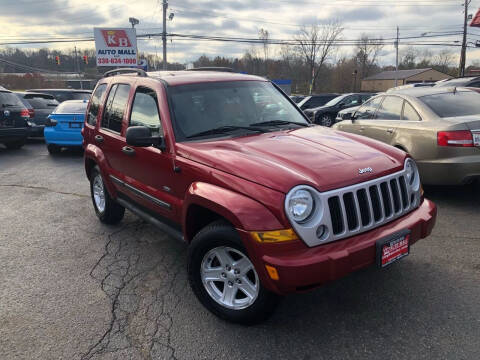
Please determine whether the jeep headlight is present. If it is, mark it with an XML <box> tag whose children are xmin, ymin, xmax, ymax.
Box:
<box><xmin>287</xmin><ymin>188</ymin><xmax>315</xmax><ymax>223</ymax></box>
<box><xmin>405</xmin><ymin>158</ymin><xmax>420</xmax><ymax>192</ymax></box>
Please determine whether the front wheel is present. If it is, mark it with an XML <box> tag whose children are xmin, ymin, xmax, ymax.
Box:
<box><xmin>318</xmin><ymin>114</ymin><xmax>334</xmax><ymax>127</ymax></box>
<box><xmin>90</xmin><ymin>166</ymin><xmax>125</xmax><ymax>225</ymax></box>
<box><xmin>188</xmin><ymin>221</ymin><xmax>280</xmax><ymax>325</ymax></box>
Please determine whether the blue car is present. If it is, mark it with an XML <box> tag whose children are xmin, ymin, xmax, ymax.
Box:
<box><xmin>44</xmin><ymin>100</ymin><xmax>88</xmax><ymax>154</ymax></box>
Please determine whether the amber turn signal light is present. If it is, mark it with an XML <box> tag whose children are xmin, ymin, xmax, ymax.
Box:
<box><xmin>250</xmin><ymin>229</ymin><xmax>298</xmax><ymax>243</ymax></box>
<box><xmin>265</xmin><ymin>265</ymin><xmax>279</xmax><ymax>280</ymax></box>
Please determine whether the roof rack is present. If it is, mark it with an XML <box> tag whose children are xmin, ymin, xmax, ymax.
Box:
<box><xmin>103</xmin><ymin>68</ymin><xmax>148</xmax><ymax>78</ymax></box>
<box><xmin>187</xmin><ymin>67</ymin><xmax>234</xmax><ymax>73</ymax></box>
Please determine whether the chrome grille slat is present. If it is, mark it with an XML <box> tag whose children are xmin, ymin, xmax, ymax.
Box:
<box><xmin>338</xmin><ymin>195</ymin><xmax>349</xmax><ymax>234</ymax></box>
<box><xmin>364</xmin><ymin>189</ymin><xmax>375</xmax><ymax>226</ymax></box>
<box><xmin>376</xmin><ymin>184</ymin><xmax>386</xmax><ymax>221</ymax></box>
<box><xmin>386</xmin><ymin>181</ymin><xmax>396</xmax><ymax>215</ymax></box>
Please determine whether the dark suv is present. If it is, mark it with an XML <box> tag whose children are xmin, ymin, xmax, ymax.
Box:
<box><xmin>15</xmin><ymin>92</ymin><xmax>59</xmax><ymax>137</ymax></box>
<box><xmin>0</xmin><ymin>88</ymin><xmax>31</xmax><ymax>149</ymax></box>
<box><xmin>26</xmin><ymin>89</ymin><xmax>91</xmax><ymax>103</ymax></box>
<box><xmin>83</xmin><ymin>69</ymin><xmax>436</xmax><ymax>324</ymax></box>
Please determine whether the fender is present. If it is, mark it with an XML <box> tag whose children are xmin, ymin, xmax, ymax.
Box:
<box><xmin>183</xmin><ymin>182</ymin><xmax>284</xmax><ymax>234</ymax></box>
<box><xmin>84</xmin><ymin>143</ymin><xmax>118</xmax><ymax>197</ymax></box>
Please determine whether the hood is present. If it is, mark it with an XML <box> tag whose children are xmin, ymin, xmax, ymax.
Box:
<box><xmin>176</xmin><ymin>126</ymin><xmax>406</xmax><ymax>193</ymax></box>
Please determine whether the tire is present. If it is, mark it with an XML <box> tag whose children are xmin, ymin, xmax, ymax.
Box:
<box><xmin>5</xmin><ymin>139</ymin><xmax>25</xmax><ymax>150</ymax></box>
<box><xmin>90</xmin><ymin>166</ymin><xmax>125</xmax><ymax>225</ymax></box>
<box><xmin>188</xmin><ymin>220</ymin><xmax>280</xmax><ymax>325</ymax></box>
<box><xmin>319</xmin><ymin>114</ymin><xmax>333</xmax><ymax>127</ymax></box>
<box><xmin>47</xmin><ymin>144</ymin><xmax>60</xmax><ymax>154</ymax></box>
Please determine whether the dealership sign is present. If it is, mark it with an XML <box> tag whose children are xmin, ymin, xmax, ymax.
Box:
<box><xmin>94</xmin><ymin>28</ymin><xmax>137</xmax><ymax>67</ymax></box>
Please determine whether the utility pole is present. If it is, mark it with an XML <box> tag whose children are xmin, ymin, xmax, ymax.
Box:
<box><xmin>459</xmin><ymin>0</ymin><xmax>470</xmax><ymax>77</ymax></box>
<box><xmin>395</xmin><ymin>26</ymin><xmax>399</xmax><ymax>87</ymax></box>
<box><xmin>162</xmin><ymin>0</ymin><xmax>168</xmax><ymax>70</ymax></box>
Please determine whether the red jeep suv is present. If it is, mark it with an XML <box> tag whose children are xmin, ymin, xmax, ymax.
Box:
<box><xmin>83</xmin><ymin>68</ymin><xmax>437</xmax><ymax>324</ymax></box>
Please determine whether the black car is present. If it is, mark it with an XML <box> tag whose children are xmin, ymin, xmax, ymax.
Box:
<box><xmin>289</xmin><ymin>95</ymin><xmax>306</xmax><ymax>104</ymax></box>
<box><xmin>296</xmin><ymin>93</ymin><xmax>339</xmax><ymax>111</ymax></box>
<box><xmin>15</xmin><ymin>92</ymin><xmax>59</xmax><ymax>137</ymax></box>
<box><xmin>26</xmin><ymin>89</ymin><xmax>91</xmax><ymax>103</ymax></box>
<box><xmin>434</xmin><ymin>76</ymin><xmax>480</xmax><ymax>88</ymax></box>
<box><xmin>304</xmin><ymin>93</ymin><xmax>376</xmax><ymax>126</ymax></box>
<box><xmin>0</xmin><ymin>88</ymin><xmax>31</xmax><ymax>149</ymax></box>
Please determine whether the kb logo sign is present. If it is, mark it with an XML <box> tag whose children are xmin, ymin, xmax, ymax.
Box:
<box><xmin>101</xmin><ymin>29</ymin><xmax>132</xmax><ymax>47</ymax></box>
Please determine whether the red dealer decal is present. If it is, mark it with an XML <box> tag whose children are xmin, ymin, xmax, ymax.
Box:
<box><xmin>101</xmin><ymin>30</ymin><xmax>132</xmax><ymax>47</ymax></box>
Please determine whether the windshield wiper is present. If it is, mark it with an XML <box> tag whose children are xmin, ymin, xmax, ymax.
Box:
<box><xmin>250</xmin><ymin>120</ymin><xmax>310</xmax><ymax>127</ymax></box>
<box><xmin>186</xmin><ymin>125</ymin><xmax>266</xmax><ymax>139</ymax></box>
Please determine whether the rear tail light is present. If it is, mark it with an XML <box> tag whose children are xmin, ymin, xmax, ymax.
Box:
<box><xmin>20</xmin><ymin>109</ymin><xmax>30</xmax><ymax>118</ymax></box>
<box><xmin>28</xmin><ymin>109</ymin><xmax>35</xmax><ymax>118</ymax></box>
<box><xmin>45</xmin><ymin>117</ymin><xmax>57</xmax><ymax>127</ymax></box>
<box><xmin>437</xmin><ymin>131</ymin><xmax>474</xmax><ymax>147</ymax></box>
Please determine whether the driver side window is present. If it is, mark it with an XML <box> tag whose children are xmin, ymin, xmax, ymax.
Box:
<box><xmin>354</xmin><ymin>96</ymin><xmax>383</xmax><ymax>119</ymax></box>
<box><xmin>129</xmin><ymin>87</ymin><xmax>163</xmax><ymax>137</ymax></box>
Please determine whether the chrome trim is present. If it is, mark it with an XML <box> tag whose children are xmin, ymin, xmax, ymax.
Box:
<box><xmin>109</xmin><ymin>175</ymin><xmax>171</xmax><ymax>210</ymax></box>
<box><xmin>285</xmin><ymin>161</ymin><xmax>421</xmax><ymax>247</ymax></box>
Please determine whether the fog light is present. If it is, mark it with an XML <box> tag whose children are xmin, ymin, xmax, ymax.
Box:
<box><xmin>316</xmin><ymin>225</ymin><xmax>329</xmax><ymax>241</ymax></box>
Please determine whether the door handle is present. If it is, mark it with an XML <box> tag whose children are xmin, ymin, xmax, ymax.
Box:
<box><xmin>386</xmin><ymin>128</ymin><xmax>394</xmax><ymax>134</ymax></box>
<box><xmin>95</xmin><ymin>135</ymin><xmax>104</xmax><ymax>143</ymax></box>
<box><xmin>122</xmin><ymin>146</ymin><xmax>136</xmax><ymax>156</ymax></box>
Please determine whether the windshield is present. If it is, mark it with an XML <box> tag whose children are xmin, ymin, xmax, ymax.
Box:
<box><xmin>323</xmin><ymin>95</ymin><xmax>348</xmax><ymax>107</ymax></box>
<box><xmin>0</xmin><ymin>92</ymin><xmax>24</xmax><ymax>107</ymax></box>
<box><xmin>420</xmin><ymin>91</ymin><xmax>480</xmax><ymax>117</ymax></box>
<box><xmin>169</xmin><ymin>81</ymin><xmax>309</xmax><ymax>141</ymax></box>
<box><xmin>54</xmin><ymin>101</ymin><xmax>88</xmax><ymax>114</ymax></box>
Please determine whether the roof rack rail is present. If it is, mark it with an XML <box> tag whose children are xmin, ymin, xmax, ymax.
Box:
<box><xmin>187</xmin><ymin>67</ymin><xmax>234</xmax><ymax>73</ymax></box>
<box><xmin>103</xmin><ymin>68</ymin><xmax>148</xmax><ymax>77</ymax></box>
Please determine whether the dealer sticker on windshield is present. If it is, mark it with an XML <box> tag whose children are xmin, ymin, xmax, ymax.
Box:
<box><xmin>376</xmin><ymin>229</ymin><xmax>411</xmax><ymax>268</ymax></box>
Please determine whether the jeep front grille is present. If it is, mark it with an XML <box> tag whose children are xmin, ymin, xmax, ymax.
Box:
<box><xmin>285</xmin><ymin>165</ymin><xmax>421</xmax><ymax>247</ymax></box>
<box><xmin>328</xmin><ymin>175</ymin><xmax>411</xmax><ymax>236</ymax></box>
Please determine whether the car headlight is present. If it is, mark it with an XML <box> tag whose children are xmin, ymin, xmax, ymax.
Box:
<box><xmin>405</xmin><ymin>158</ymin><xmax>420</xmax><ymax>192</ymax></box>
<box><xmin>287</xmin><ymin>188</ymin><xmax>315</xmax><ymax>223</ymax></box>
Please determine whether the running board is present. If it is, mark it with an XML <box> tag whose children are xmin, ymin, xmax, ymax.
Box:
<box><xmin>116</xmin><ymin>197</ymin><xmax>184</xmax><ymax>242</ymax></box>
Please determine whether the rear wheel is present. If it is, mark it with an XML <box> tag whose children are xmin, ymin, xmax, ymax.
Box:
<box><xmin>5</xmin><ymin>139</ymin><xmax>25</xmax><ymax>150</ymax></box>
<box><xmin>188</xmin><ymin>221</ymin><xmax>280</xmax><ymax>325</ymax></box>
<box><xmin>47</xmin><ymin>144</ymin><xmax>60</xmax><ymax>154</ymax></box>
<box><xmin>90</xmin><ymin>166</ymin><xmax>125</xmax><ymax>224</ymax></box>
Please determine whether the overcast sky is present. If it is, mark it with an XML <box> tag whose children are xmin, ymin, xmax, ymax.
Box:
<box><xmin>1</xmin><ymin>0</ymin><xmax>480</xmax><ymax>66</ymax></box>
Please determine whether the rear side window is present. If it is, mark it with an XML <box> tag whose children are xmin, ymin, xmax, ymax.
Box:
<box><xmin>102</xmin><ymin>84</ymin><xmax>130</xmax><ymax>133</ymax></box>
<box><xmin>129</xmin><ymin>87</ymin><xmax>163</xmax><ymax>136</ymax></box>
<box><xmin>375</xmin><ymin>96</ymin><xmax>403</xmax><ymax>120</ymax></box>
<box><xmin>87</xmin><ymin>84</ymin><xmax>107</xmax><ymax>125</ymax></box>
<box><xmin>402</xmin><ymin>101</ymin><xmax>421</xmax><ymax>121</ymax></box>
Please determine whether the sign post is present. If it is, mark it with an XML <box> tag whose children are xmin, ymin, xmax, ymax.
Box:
<box><xmin>94</xmin><ymin>28</ymin><xmax>138</xmax><ymax>67</ymax></box>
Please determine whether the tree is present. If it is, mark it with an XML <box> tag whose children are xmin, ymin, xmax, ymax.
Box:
<box><xmin>295</xmin><ymin>21</ymin><xmax>344</xmax><ymax>94</ymax></box>
<box><xmin>355</xmin><ymin>34</ymin><xmax>384</xmax><ymax>79</ymax></box>
<box><xmin>258</xmin><ymin>28</ymin><xmax>269</xmax><ymax>75</ymax></box>
<box><xmin>399</xmin><ymin>47</ymin><xmax>419</xmax><ymax>69</ymax></box>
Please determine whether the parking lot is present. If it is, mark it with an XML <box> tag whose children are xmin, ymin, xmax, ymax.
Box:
<box><xmin>0</xmin><ymin>141</ymin><xmax>479</xmax><ymax>360</ymax></box>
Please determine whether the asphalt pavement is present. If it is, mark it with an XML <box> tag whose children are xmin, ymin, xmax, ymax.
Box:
<box><xmin>1</xmin><ymin>141</ymin><xmax>479</xmax><ymax>360</ymax></box>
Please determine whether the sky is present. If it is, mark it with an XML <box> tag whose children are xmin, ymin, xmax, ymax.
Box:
<box><xmin>1</xmin><ymin>0</ymin><xmax>480</xmax><ymax>67</ymax></box>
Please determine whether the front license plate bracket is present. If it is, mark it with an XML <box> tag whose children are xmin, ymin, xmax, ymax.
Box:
<box><xmin>376</xmin><ymin>229</ymin><xmax>411</xmax><ymax>268</ymax></box>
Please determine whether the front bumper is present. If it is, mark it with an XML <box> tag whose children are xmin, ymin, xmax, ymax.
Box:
<box><xmin>241</xmin><ymin>198</ymin><xmax>436</xmax><ymax>295</ymax></box>
<box><xmin>418</xmin><ymin>154</ymin><xmax>480</xmax><ymax>185</ymax></box>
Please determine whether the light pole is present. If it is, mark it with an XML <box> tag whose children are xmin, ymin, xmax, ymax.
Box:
<box><xmin>129</xmin><ymin>17</ymin><xmax>139</xmax><ymax>28</ymax></box>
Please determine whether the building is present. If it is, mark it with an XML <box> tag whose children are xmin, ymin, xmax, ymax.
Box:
<box><xmin>361</xmin><ymin>68</ymin><xmax>452</xmax><ymax>92</ymax></box>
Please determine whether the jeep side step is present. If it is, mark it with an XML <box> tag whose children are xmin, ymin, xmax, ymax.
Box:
<box><xmin>116</xmin><ymin>196</ymin><xmax>184</xmax><ymax>242</ymax></box>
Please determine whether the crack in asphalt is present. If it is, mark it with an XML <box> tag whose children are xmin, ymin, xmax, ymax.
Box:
<box><xmin>0</xmin><ymin>184</ymin><xmax>89</xmax><ymax>198</ymax></box>
<box><xmin>81</xmin><ymin>220</ymin><xmax>187</xmax><ymax>360</ymax></box>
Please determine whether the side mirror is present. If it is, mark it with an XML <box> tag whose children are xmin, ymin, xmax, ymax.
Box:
<box><xmin>350</xmin><ymin>113</ymin><xmax>357</xmax><ymax>121</ymax></box>
<box><xmin>126</xmin><ymin>126</ymin><xmax>165</xmax><ymax>150</ymax></box>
